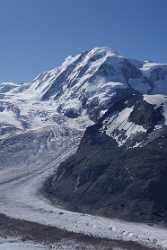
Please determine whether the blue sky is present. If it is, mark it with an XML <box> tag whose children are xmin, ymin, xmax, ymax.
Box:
<box><xmin>0</xmin><ymin>0</ymin><xmax>167</xmax><ymax>82</ymax></box>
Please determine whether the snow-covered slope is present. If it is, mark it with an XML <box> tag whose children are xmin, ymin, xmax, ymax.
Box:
<box><xmin>144</xmin><ymin>94</ymin><xmax>167</xmax><ymax>125</ymax></box>
<box><xmin>101</xmin><ymin>92</ymin><xmax>167</xmax><ymax>147</ymax></box>
<box><xmin>0</xmin><ymin>82</ymin><xmax>20</xmax><ymax>93</ymax></box>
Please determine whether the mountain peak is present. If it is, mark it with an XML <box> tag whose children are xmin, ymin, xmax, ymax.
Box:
<box><xmin>2</xmin><ymin>47</ymin><xmax>167</xmax><ymax>133</ymax></box>
<box><xmin>87</xmin><ymin>46</ymin><xmax>121</xmax><ymax>56</ymax></box>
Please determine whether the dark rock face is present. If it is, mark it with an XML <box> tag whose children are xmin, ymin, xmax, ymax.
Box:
<box><xmin>46</xmin><ymin>126</ymin><xmax>167</xmax><ymax>223</ymax></box>
<box><xmin>64</xmin><ymin>108</ymin><xmax>81</xmax><ymax>118</ymax></box>
<box><xmin>128</xmin><ymin>100</ymin><xmax>164</xmax><ymax>131</ymax></box>
<box><xmin>45</xmin><ymin>93</ymin><xmax>167</xmax><ymax>224</ymax></box>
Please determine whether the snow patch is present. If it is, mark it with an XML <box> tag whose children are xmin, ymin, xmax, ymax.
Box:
<box><xmin>0</xmin><ymin>110</ymin><xmax>22</xmax><ymax>129</ymax></box>
<box><xmin>104</xmin><ymin>107</ymin><xmax>146</xmax><ymax>146</ymax></box>
<box><xmin>144</xmin><ymin>94</ymin><xmax>167</xmax><ymax>125</ymax></box>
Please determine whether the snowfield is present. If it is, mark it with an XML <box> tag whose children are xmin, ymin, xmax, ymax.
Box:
<box><xmin>0</xmin><ymin>239</ymin><xmax>45</xmax><ymax>250</ymax></box>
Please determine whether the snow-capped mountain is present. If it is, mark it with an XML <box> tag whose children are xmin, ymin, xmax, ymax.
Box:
<box><xmin>0</xmin><ymin>47</ymin><xmax>167</xmax><ymax>141</ymax></box>
<box><xmin>35</xmin><ymin>49</ymin><xmax>167</xmax><ymax>225</ymax></box>
<box><xmin>22</xmin><ymin>47</ymin><xmax>167</xmax><ymax>102</ymax></box>
<box><xmin>1</xmin><ymin>47</ymin><xmax>167</xmax><ymax>249</ymax></box>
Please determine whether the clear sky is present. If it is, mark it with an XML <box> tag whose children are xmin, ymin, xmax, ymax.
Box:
<box><xmin>0</xmin><ymin>0</ymin><xmax>167</xmax><ymax>82</ymax></box>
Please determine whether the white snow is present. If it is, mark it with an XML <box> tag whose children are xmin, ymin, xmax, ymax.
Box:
<box><xmin>143</xmin><ymin>94</ymin><xmax>167</xmax><ymax>107</ymax></box>
<box><xmin>140</xmin><ymin>62</ymin><xmax>163</xmax><ymax>77</ymax></box>
<box><xmin>141</xmin><ymin>62</ymin><xmax>167</xmax><ymax>94</ymax></box>
<box><xmin>0</xmin><ymin>110</ymin><xmax>22</xmax><ymax>129</ymax></box>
